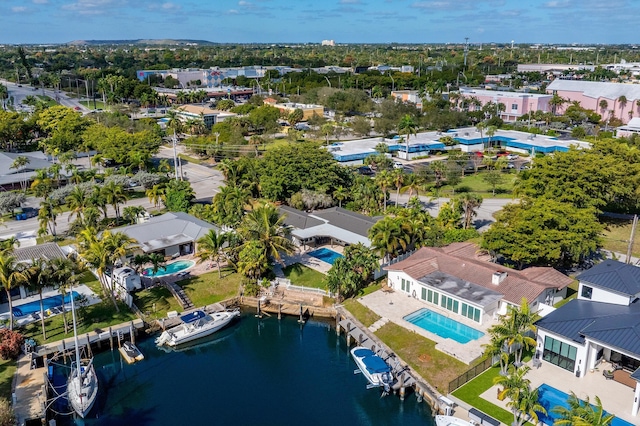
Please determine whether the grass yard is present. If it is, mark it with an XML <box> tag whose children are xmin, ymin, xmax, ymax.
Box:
<box><xmin>343</xmin><ymin>299</ymin><xmax>381</xmax><ymax>328</ymax></box>
<box><xmin>601</xmin><ymin>218</ymin><xmax>640</xmax><ymax>258</ymax></box>
<box><xmin>0</xmin><ymin>359</ymin><xmax>16</xmax><ymax>401</ymax></box>
<box><xmin>133</xmin><ymin>286</ymin><xmax>181</xmax><ymax>320</ymax></box>
<box><xmin>178</xmin><ymin>270</ymin><xmax>243</xmax><ymax>308</ymax></box>
<box><xmin>438</xmin><ymin>172</ymin><xmax>518</xmax><ymax>199</ymax></box>
<box><xmin>80</xmin><ymin>100</ymin><xmax>107</xmax><ymax>110</ymax></box>
<box><xmin>282</xmin><ymin>263</ymin><xmax>327</xmax><ymax>290</ymax></box>
<box><xmin>451</xmin><ymin>366</ymin><xmax>518</xmax><ymax>425</ymax></box>
<box><xmin>375</xmin><ymin>322</ymin><xmax>468</xmax><ymax>393</ymax></box>
<box><xmin>37</xmin><ymin>96</ymin><xmax>58</xmax><ymax>107</ymax></box>
<box><xmin>21</xmin><ymin>300</ymin><xmax>137</xmax><ymax>345</ymax></box>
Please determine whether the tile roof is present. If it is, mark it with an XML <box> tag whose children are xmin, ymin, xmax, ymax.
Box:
<box><xmin>386</xmin><ymin>243</ymin><xmax>572</xmax><ymax>305</ymax></box>
<box><xmin>576</xmin><ymin>260</ymin><xmax>640</xmax><ymax>296</ymax></box>
<box><xmin>536</xmin><ymin>299</ymin><xmax>640</xmax><ymax>358</ymax></box>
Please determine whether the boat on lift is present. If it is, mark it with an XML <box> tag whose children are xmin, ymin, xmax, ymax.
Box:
<box><xmin>350</xmin><ymin>346</ymin><xmax>394</xmax><ymax>392</ymax></box>
<box><xmin>155</xmin><ymin>309</ymin><xmax>240</xmax><ymax>347</ymax></box>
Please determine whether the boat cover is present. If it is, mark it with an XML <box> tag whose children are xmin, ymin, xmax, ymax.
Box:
<box><xmin>353</xmin><ymin>348</ymin><xmax>391</xmax><ymax>373</ymax></box>
<box><xmin>179</xmin><ymin>310</ymin><xmax>206</xmax><ymax>324</ymax></box>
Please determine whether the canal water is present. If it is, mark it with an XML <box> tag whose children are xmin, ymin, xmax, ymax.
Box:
<box><xmin>57</xmin><ymin>310</ymin><xmax>435</xmax><ymax>425</ymax></box>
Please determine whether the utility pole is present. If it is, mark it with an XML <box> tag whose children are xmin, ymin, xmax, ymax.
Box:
<box><xmin>626</xmin><ymin>214</ymin><xmax>638</xmax><ymax>264</ymax></box>
<box><xmin>463</xmin><ymin>37</ymin><xmax>469</xmax><ymax>68</ymax></box>
<box><xmin>173</xmin><ymin>130</ymin><xmax>179</xmax><ymax>181</ymax></box>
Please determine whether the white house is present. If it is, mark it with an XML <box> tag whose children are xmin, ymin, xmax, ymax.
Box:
<box><xmin>384</xmin><ymin>243</ymin><xmax>572</xmax><ymax>325</ymax></box>
<box><xmin>535</xmin><ymin>259</ymin><xmax>640</xmax><ymax>418</ymax></box>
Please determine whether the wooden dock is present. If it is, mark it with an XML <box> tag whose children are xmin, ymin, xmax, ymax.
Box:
<box><xmin>335</xmin><ymin>308</ymin><xmax>442</xmax><ymax>413</ymax></box>
<box><xmin>13</xmin><ymin>318</ymin><xmax>145</xmax><ymax>425</ymax></box>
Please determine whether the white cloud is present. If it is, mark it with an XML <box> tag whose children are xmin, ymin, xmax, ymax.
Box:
<box><xmin>62</xmin><ymin>0</ymin><xmax>122</xmax><ymax>16</ymax></box>
<box><xmin>340</xmin><ymin>0</ymin><xmax>362</xmax><ymax>4</ymax></box>
<box><xmin>32</xmin><ymin>0</ymin><xmax>48</xmax><ymax>4</ymax></box>
<box><xmin>12</xmin><ymin>6</ymin><xmax>28</xmax><ymax>12</ymax></box>
<box><xmin>544</xmin><ymin>0</ymin><xmax>571</xmax><ymax>7</ymax></box>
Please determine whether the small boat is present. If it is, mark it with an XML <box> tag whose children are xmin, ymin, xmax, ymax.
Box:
<box><xmin>350</xmin><ymin>346</ymin><xmax>394</xmax><ymax>392</ymax></box>
<box><xmin>119</xmin><ymin>341</ymin><xmax>144</xmax><ymax>364</ymax></box>
<box><xmin>435</xmin><ymin>416</ymin><xmax>478</xmax><ymax>426</ymax></box>
<box><xmin>155</xmin><ymin>309</ymin><xmax>240</xmax><ymax>347</ymax></box>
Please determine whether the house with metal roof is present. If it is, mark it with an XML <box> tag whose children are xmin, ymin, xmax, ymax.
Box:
<box><xmin>535</xmin><ymin>259</ymin><xmax>640</xmax><ymax>418</ymax></box>
<box><xmin>2</xmin><ymin>243</ymin><xmax>68</xmax><ymax>302</ymax></box>
<box><xmin>116</xmin><ymin>212</ymin><xmax>218</xmax><ymax>258</ymax></box>
<box><xmin>279</xmin><ymin>206</ymin><xmax>382</xmax><ymax>248</ymax></box>
<box><xmin>0</xmin><ymin>151</ymin><xmax>55</xmax><ymax>190</ymax></box>
<box><xmin>385</xmin><ymin>243</ymin><xmax>572</xmax><ymax>326</ymax></box>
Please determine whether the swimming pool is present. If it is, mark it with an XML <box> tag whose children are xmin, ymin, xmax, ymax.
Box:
<box><xmin>307</xmin><ymin>248</ymin><xmax>343</xmax><ymax>265</ymax></box>
<box><xmin>403</xmin><ymin>308</ymin><xmax>484</xmax><ymax>344</ymax></box>
<box><xmin>12</xmin><ymin>291</ymin><xmax>80</xmax><ymax>317</ymax></box>
<box><xmin>143</xmin><ymin>260</ymin><xmax>195</xmax><ymax>278</ymax></box>
<box><xmin>536</xmin><ymin>383</ymin><xmax>633</xmax><ymax>426</ymax></box>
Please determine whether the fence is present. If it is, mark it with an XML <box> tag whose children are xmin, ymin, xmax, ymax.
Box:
<box><xmin>284</xmin><ymin>282</ymin><xmax>334</xmax><ymax>298</ymax></box>
<box><xmin>447</xmin><ymin>357</ymin><xmax>493</xmax><ymax>393</ymax></box>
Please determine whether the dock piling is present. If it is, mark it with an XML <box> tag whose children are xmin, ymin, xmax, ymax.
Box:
<box><xmin>130</xmin><ymin>322</ymin><xmax>135</xmax><ymax>344</ymax></box>
<box><xmin>109</xmin><ymin>327</ymin><xmax>113</xmax><ymax>351</ymax></box>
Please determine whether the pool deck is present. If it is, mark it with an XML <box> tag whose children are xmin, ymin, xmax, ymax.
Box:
<box><xmin>280</xmin><ymin>245</ymin><xmax>346</xmax><ymax>275</ymax></box>
<box><xmin>464</xmin><ymin>357</ymin><xmax>639</xmax><ymax>425</ymax></box>
<box><xmin>0</xmin><ymin>285</ymin><xmax>100</xmax><ymax>326</ymax></box>
<box><xmin>358</xmin><ymin>290</ymin><xmax>492</xmax><ymax>365</ymax></box>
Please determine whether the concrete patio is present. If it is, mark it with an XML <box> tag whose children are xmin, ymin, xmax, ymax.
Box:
<box><xmin>358</xmin><ymin>289</ymin><xmax>493</xmax><ymax>365</ymax></box>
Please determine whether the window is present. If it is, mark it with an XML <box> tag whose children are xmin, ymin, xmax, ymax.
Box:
<box><xmin>511</xmin><ymin>103</ymin><xmax>518</xmax><ymax>111</ymax></box>
<box><xmin>543</xmin><ymin>336</ymin><xmax>577</xmax><ymax>372</ymax></box>
<box><xmin>401</xmin><ymin>278</ymin><xmax>406</xmax><ymax>291</ymax></box>
<box><xmin>433</xmin><ymin>292</ymin><xmax>439</xmax><ymax>305</ymax></box>
<box><xmin>421</xmin><ymin>287</ymin><xmax>427</xmax><ymax>301</ymax></box>
<box><xmin>581</xmin><ymin>285</ymin><xmax>593</xmax><ymax>299</ymax></box>
<box><xmin>427</xmin><ymin>289</ymin><xmax>433</xmax><ymax>303</ymax></box>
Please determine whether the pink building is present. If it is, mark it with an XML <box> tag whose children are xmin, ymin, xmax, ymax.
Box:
<box><xmin>546</xmin><ymin>80</ymin><xmax>640</xmax><ymax>124</ymax></box>
<box><xmin>458</xmin><ymin>88</ymin><xmax>552</xmax><ymax>122</ymax></box>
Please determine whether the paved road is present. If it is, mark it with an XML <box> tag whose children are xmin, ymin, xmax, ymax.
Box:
<box><xmin>2</xmin><ymin>79</ymin><xmax>86</xmax><ymax>111</ymax></box>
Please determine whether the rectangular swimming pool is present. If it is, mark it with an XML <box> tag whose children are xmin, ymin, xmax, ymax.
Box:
<box><xmin>403</xmin><ymin>308</ymin><xmax>484</xmax><ymax>344</ymax></box>
<box><xmin>536</xmin><ymin>383</ymin><xmax>633</xmax><ymax>426</ymax></box>
<box><xmin>307</xmin><ymin>248</ymin><xmax>343</xmax><ymax>265</ymax></box>
<box><xmin>12</xmin><ymin>291</ymin><xmax>80</xmax><ymax>317</ymax></box>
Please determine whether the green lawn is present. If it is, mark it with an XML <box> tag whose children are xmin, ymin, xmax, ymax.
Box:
<box><xmin>80</xmin><ymin>100</ymin><xmax>107</xmax><ymax>110</ymax></box>
<box><xmin>178</xmin><ymin>270</ymin><xmax>243</xmax><ymax>308</ymax></box>
<box><xmin>439</xmin><ymin>172</ymin><xmax>518</xmax><ymax>199</ymax></box>
<box><xmin>342</xmin><ymin>299</ymin><xmax>381</xmax><ymax>327</ymax></box>
<box><xmin>376</xmin><ymin>322</ymin><xmax>468</xmax><ymax>393</ymax></box>
<box><xmin>0</xmin><ymin>359</ymin><xmax>16</xmax><ymax>401</ymax></box>
<box><xmin>282</xmin><ymin>263</ymin><xmax>327</xmax><ymax>289</ymax></box>
<box><xmin>601</xmin><ymin>218</ymin><xmax>640</xmax><ymax>258</ymax></box>
<box><xmin>133</xmin><ymin>286</ymin><xmax>181</xmax><ymax>319</ymax></box>
<box><xmin>451</xmin><ymin>366</ymin><xmax>517</xmax><ymax>425</ymax></box>
<box><xmin>37</xmin><ymin>96</ymin><xmax>58</xmax><ymax>107</ymax></box>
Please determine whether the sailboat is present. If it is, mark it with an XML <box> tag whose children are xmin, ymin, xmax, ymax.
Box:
<box><xmin>66</xmin><ymin>288</ymin><xmax>98</xmax><ymax>418</ymax></box>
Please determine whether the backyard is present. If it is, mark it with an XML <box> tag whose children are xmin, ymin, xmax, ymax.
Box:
<box><xmin>282</xmin><ymin>263</ymin><xmax>327</xmax><ymax>290</ymax></box>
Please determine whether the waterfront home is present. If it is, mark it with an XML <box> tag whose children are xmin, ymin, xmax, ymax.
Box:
<box><xmin>116</xmin><ymin>212</ymin><xmax>219</xmax><ymax>259</ymax></box>
<box><xmin>384</xmin><ymin>243</ymin><xmax>572</xmax><ymax>326</ymax></box>
<box><xmin>535</xmin><ymin>259</ymin><xmax>640</xmax><ymax>418</ymax></box>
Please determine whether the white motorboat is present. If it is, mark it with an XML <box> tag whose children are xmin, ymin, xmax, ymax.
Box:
<box><xmin>350</xmin><ymin>346</ymin><xmax>394</xmax><ymax>392</ymax></box>
<box><xmin>435</xmin><ymin>415</ymin><xmax>477</xmax><ymax>426</ymax></box>
<box><xmin>67</xmin><ymin>288</ymin><xmax>98</xmax><ymax>418</ymax></box>
<box><xmin>155</xmin><ymin>309</ymin><xmax>240</xmax><ymax>347</ymax></box>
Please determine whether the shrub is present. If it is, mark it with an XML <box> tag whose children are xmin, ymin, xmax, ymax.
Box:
<box><xmin>0</xmin><ymin>398</ymin><xmax>15</xmax><ymax>426</ymax></box>
<box><xmin>0</xmin><ymin>329</ymin><xmax>24</xmax><ymax>360</ymax></box>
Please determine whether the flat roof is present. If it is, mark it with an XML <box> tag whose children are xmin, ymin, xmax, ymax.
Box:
<box><xmin>460</xmin><ymin>87</ymin><xmax>552</xmax><ymax>99</ymax></box>
<box><xmin>328</xmin><ymin>134</ymin><xmax>446</xmax><ymax>162</ymax></box>
<box><xmin>418</xmin><ymin>271</ymin><xmax>503</xmax><ymax>308</ymax></box>
<box><xmin>447</xmin><ymin>127</ymin><xmax>591</xmax><ymax>152</ymax></box>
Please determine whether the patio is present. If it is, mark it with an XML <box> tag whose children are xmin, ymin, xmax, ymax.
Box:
<box><xmin>476</xmin><ymin>358</ymin><xmax>638</xmax><ymax>425</ymax></box>
<box><xmin>358</xmin><ymin>289</ymin><xmax>494</xmax><ymax>365</ymax></box>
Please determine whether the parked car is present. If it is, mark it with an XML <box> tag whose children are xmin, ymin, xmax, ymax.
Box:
<box><xmin>393</xmin><ymin>162</ymin><xmax>403</xmax><ymax>169</ymax></box>
<box><xmin>507</xmin><ymin>154</ymin><xmax>519</xmax><ymax>160</ymax></box>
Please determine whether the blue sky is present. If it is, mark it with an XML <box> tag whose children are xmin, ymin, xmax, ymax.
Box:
<box><xmin>1</xmin><ymin>0</ymin><xmax>638</xmax><ymax>45</ymax></box>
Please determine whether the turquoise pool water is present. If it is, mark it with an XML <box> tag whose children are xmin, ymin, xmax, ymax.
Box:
<box><xmin>403</xmin><ymin>308</ymin><xmax>484</xmax><ymax>344</ymax></box>
<box><xmin>143</xmin><ymin>260</ymin><xmax>195</xmax><ymax>278</ymax></box>
<box><xmin>536</xmin><ymin>383</ymin><xmax>633</xmax><ymax>426</ymax></box>
<box><xmin>12</xmin><ymin>291</ymin><xmax>80</xmax><ymax>317</ymax></box>
<box><xmin>308</xmin><ymin>248</ymin><xmax>343</xmax><ymax>265</ymax></box>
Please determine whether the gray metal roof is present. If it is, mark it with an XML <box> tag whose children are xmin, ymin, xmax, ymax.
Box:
<box><xmin>311</xmin><ymin>207</ymin><xmax>381</xmax><ymax>238</ymax></box>
<box><xmin>536</xmin><ymin>299</ymin><xmax>640</xmax><ymax>357</ymax></box>
<box><xmin>117</xmin><ymin>212</ymin><xmax>218</xmax><ymax>252</ymax></box>
<box><xmin>279</xmin><ymin>206</ymin><xmax>324</xmax><ymax>230</ymax></box>
<box><xmin>630</xmin><ymin>367</ymin><xmax>640</xmax><ymax>382</ymax></box>
<box><xmin>13</xmin><ymin>242</ymin><xmax>66</xmax><ymax>264</ymax></box>
<box><xmin>418</xmin><ymin>271</ymin><xmax>503</xmax><ymax>308</ymax></box>
<box><xmin>576</xmin><ymin>260</ymin><xmax>640</xmax><ymax>296</ymax></box>
<box><xmin>0</xmin><ymin>151</ymin><xmax>54</xmax><ymax>186</ymax></box>
<box><xmin>547</xmin><ymin>79</ymin><xmax>640</xmax><ymax>101</ymax></box>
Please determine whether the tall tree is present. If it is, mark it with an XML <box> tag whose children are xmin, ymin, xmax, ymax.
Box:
<box><xmin>457</xmin><ymin>193</ymin><xmax>483</xmax><ymax>229</ymax></box>
<box><xmin>368</xmin><ymin>216</ymin><xmax>411</xmax><ymax>263</ymax></box>
<box><xmin>0</xmin><ymin>250</ymin><xmax>28</xmax><ymax>330</ymax></box>
<box><xmin>10</xmin><ymin>156</ymin><xmax>30</xmax><ymax>192</ymax></box>
<box><xmin>397</xmin><ymin>114</ymin><xmax>418</xmax><ymax>160</ymax></box>
<box><xmin>237</xmin><ymin>203</ymin><xmax>295</xmax><ymax>268</ymax></box>
<box><xmin>196</xmin><ymin>230</ymin><xmax>228</xmax><ymax>278</ymax></box>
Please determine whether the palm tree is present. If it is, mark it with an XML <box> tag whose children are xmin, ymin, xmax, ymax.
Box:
<box><xmin>0</xmin><ymin>249</ymin><xmax>29</xmax><ymax>330</ymax></box>
<box><xmin>332</xmin><ymin>186</ymin><xmax>349</xmax><ymax>208</ymax></box>
<box><xmin>38</xmin><ymin>197</ymin><xmax>61</xmax><ymax>238</ymax></box>
<box><xmin>31</xmin><ymin>169</ymin><xmax>52</xmax><ymax>198</ymax></box>
<box><xmin>196</xmin><ymin>230</ymin><xmax>228</xmax><ymax>278</ymax></box>
<box><xmin>66</xmin><ymin>185</ymin><xmax>91</xmax><ymax>224</ymax></box>
<box><xmin>392</xmin><ymin>168</ymin><xmax>405</xmax><ymax>207</ymax></box>
<box><xmin>49</xmin><ymin>257</ymin><xmax>77</xmax><ymax>334</ymax></box>
<box><xmin>488</xmin><ymin>298</ymin><xmax>537</xmax><ymax>367</ymax></box>
<box><xmin>10</xmin><ymin>156</ymin><xmax>30</xmax><ymax>192</ymax></box>
<box><xmin>553</xmin><ymin>392</ymin><xmax>613</xmax><ymax>426</ymax></box>
<box><xmin>476</xmin><ymin>121</ymin><xmax>487</xmax><ymax>146</ymax></box>
<box><xmin>368</xmin><ymin>216</ymin><xmax>410</xmax><ymax>263</ymax></box>
<box><xmin>549</xmin><ymin>93</ymin><xmax>567</xmax><ymax>115</ymax></box>
<box><xmin>400</xmin><ymin>174</ymin><xmax>425</xmax><ymax>199</ymax></box>
<box><xmin>618</xmin><ymin>95</ymin><xmax>628</xmax><ymax>119</ymax></box>
<box><xmin>510</xmin><ymin>386</ymin><xmax>545</xmax><ymax>426</ymax></box>
<box><xmin>122</xmin><ymin>206</ymin><xmax>145</xmax><ymax>225</ymax></box>
<box><xmin>147</xmin><ymin>252</ymin><xmax>166</xmax><ymax>276</ymax></box>
<box><xmin>101</xmin><ymin>181</ymin><xmax>127</xmax><ymax>221</ymax></box>
<box><xmin>146</xmin><ymin>184</ymin><xmax>165</xmax><ymax>209</ymax></box>
<box><xmin>482</xmin><ymin>333</ymin><xmax>510</xmax><ymax>376</ymax></box>
<box><xmin>130</xmin><ymin>254</ymin><xmax>149</xmax><ymax>275</ymax></box>
<box><xmin>494</xmin><ymin>364</ymin><xmax>531</xmax><ymax>404</ymax></box>
<box><xmin>25</xmin><ymin>258</ymin><xmax>51</xmax><ymax>340</ymax></box>
<box><xmin>237</xmin><ymin>203</ymin><xmax>295</xmax><ymax>267</ymax></box>
<box><xmin>599</xmin><ymin>99</ymin><xmax>609</xmax><ymax>114</ymax></box>
<box><xmin>375</xmin><ymin>170</ymin><xmax>393</xmax><ymax>212</ymax></box>
<box><xmin>397</xmin><ymin>114</ymin><xmax>418</xmax><ymax>160</ymax></box>
<box><xmin>458</xmin><ymin>193</ymin><xmax>483</xmax><ymax>229</ymax></box>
